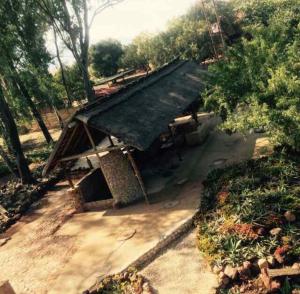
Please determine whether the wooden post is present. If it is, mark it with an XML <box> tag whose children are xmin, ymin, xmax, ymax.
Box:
<box><xmin>108</xmin><ymin>135</ymin><xmax>114</xmax><ymax>146</ymax></box>
<box><xmin>168</xmin><ymin>125</ymin><xmax>182</xmax><ymax>161</ymax></box>
<box><xmin>127</xmin><ymin>150</ymin><xmax>150</xmax><ymax>205</ymax></box>
<box><xmin>83</xmin><ymin>123</ymin><xmax>102</xmax><ymax>163</ymax></box>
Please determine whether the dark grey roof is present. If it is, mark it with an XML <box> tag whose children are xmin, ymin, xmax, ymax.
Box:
<box><xmin>43</xmin><ymin>60</ymin><xmax>206</xmax><ymax>175</ymax></box>
<box><xmin>76</xmin><ymin>60</ymin><xmax>205</xmax><ymax>150</ymax></box>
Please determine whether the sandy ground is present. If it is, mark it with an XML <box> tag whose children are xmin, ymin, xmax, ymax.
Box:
<box><xmin>0</xmin><ymin>182</ymin><xmax>76</xmax><ymax>294</ymax></box>
<box><xmin>0</xmin><ymin>129</ymin><xmax>269</xmax><ymax>294</ymax></box>
<box><xmin>142</xmin><ymin>230</ymin><xmax>218</xmax><ymax>294</ymax></box>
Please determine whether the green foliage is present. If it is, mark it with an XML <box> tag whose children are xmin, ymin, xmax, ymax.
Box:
<box><xmin>90</xmin><ymin>39</ymin><xmax>124</xmax><ymax>77</ymax></box>
<box><xmin>197</xmin><ymin>153</ymin><xmax>300</xmax><ymax>266</ymax></box>
<box><xmin>122</xmin><ymin>1</ymin><xmax>240</xmax><ymax>69</ymax></box>
<box><xmin>203</xmin><ymin>0</ymin><xmax>300</xmax><ymax>150</ymax></box>
<box><xmin>53</xmin><ymin>64</ymin><xmax>86</xmax><ymax>102</ymax></box>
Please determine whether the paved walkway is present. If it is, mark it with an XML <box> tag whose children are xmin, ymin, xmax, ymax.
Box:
<box><xmin>0</xmin><ymin>130</ymin><xmax>267</xmax><ymax>294</ymax></box>
<box><xmin>142</xmin><ymin>229</ymin><xmax>218</xmax><ymax>294</ymax></box>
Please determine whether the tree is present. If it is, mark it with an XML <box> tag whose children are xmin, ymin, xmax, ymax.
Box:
<box><xmin>53</xmin><ymin>28</ymin><xmax>73</xmax><ymax>107</ymax></box>
<box><xmin>0</xmin><ymin>0</ymin><xmax>54</xmax><ymax>144</ymax></box>
<box><xmin>39</xmin><ymin>0</ymin><xmax>124</xmax><ymax>102</ymax></box>
<box><xmin>203</xmin><ymin>0</ymin><xmax>300</xmax><ymax>150</ymax></box>
<box><xmin>0</xmin><ymin>84</ymin><xmax>33</xmax><ymax>184</ymax></box>
<box><xmin>90</xmin><ymin>39</ymin><xmax>123</xmax><ymax>77</ymax></box>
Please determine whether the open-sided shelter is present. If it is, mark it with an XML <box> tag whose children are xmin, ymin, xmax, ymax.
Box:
<box><xmin>43</xmin><ymin>59</ymin><xmax>206</xmax><ymax>207</ymax></box>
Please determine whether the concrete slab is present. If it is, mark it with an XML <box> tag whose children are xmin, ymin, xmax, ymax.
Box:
<box><xmin>142</xmin><ymin>230</ymin><xmax>218</xmax><ymax>294</ymax></box>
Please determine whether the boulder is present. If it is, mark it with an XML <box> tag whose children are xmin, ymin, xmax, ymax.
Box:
<box><xmin>284</xmin><ymin>211</ymin><xmax>296</xmax><ymax>222</ymax></box>
<box><xmin>212</xmin><ymin>265</ymin><xmax>223</xmax><ymax>274</ymax></box>
<box><xmin>258</xmin><ymin>258</ymin><xmax>269</xmax><ymax>270</ymax></box>
<box><xmin>270</xmin><ymin>228</ymin><xmax>282</xmax><ymax>236</ymax></box>
<box><xmin>224</xmin><ymin>265</ymin><xmax>238</xmax><ymax>280</ymax></box>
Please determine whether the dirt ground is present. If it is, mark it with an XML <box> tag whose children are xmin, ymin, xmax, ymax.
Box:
<box><xmin>0</xmin><ymin>182</ymin><xmax>76</xmax><ymax>294</ymax></box>
<box><xmin>0</xmin><ymin>129</ymin><xmax>270</xmax><ymax>294</ymax></box>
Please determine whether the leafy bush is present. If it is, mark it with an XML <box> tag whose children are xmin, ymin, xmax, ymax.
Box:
<box><xmin>203</xmin><ymin>0</ymin><xmax>300</xmax><ymax>150</ymax></box>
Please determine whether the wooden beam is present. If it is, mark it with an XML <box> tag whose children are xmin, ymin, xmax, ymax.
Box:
<box><xmin>127</xmin><ymin>150</ymin><xmax>150</xmax><ymax>205</ymax></box>
<box><xmin>268</xmin><ymin>267</ymin><xmax>300</xmax><ymax>278</ymax></box>
<box><xmin>59</xmin><ymin>145</ymin><xmax>125</xmax><ymax>163</ymax></box>
<box><xmin>83</xmin><ymin>123</ymin><xmax>102</xmax><ymax>163</ymax></box>
<box><xmin>108</xmin><ymin>135</ymin><xmax>114</xmax><ymax>146</ymax></box>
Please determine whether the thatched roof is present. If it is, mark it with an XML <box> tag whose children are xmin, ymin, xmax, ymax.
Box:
<box><xmin>43</xmin><ymin>60</ymin><xmax>206</xmax><ymax>175</ymax></box>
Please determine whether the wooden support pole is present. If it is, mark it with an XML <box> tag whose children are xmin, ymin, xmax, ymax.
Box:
<box><xmin>127</xmin><ymin>150</ymin><xmax>150</xmax><ymax>205</ymax></box>
<box><xmin>168</xmin><ymin>125</ymin><xmax>182</xmax><ymax>161</ymax></box>
<box><xmin>59</xmin><ymin>145</ymin><xmax>124</xmax><ymax>163</ymax></box>
<box><xmin>108</xmin><ymin>135</ymin><xmax>114</xmax><ymax>146</ymax></box>
<box><xmin>83</xmin><ymin>123</ymin><xmax>102</xmax><ymax>163</ymax></box>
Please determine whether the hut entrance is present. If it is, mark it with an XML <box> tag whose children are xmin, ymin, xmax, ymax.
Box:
<box><xmin>76</xmin><ymin>168</ymin><xmax>113</xmax><ymax>203</ymax></box>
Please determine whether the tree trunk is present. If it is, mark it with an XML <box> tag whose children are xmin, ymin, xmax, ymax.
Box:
<box><xmin>5</xmin><ymin>55</ymin><xmax>53</xmax><ymax>144</ymax></box>
<box><xmin>0</xmin><ymin>145</ymin><xmax>18</xmax><ymax>177</ymax></box>
<box><xmin>15</xmin><ymin>77</ymin><xmax>53</xmax><ymax>144</ymax></box>
<box><xmin>0</xmin><ymin>86</ymin><xmax>33</xmax><ymax>184</ymax></box>
<box><xmin>53</xmin><ymin>29</ymin><xmax>73</xmax><ymax>107</ymax></box>
<box><xmin>82</xmin><ymin>64</ymin><xmax>95</xmax><ymax>102</ymax></box>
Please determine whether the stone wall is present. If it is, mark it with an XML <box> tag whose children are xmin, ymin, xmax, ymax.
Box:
<box><xmin>99</xmin><ymin>150</ymin><xmax>143</xmax><ymax>205</ymax></box>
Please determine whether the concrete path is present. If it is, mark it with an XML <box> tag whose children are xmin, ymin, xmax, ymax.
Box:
<box><xmin>0</xmin><ymin>130</ymin><xmax>268</xmax><ymax>294</ymax></box>
<box><xmin>142</xmin><ymin>229</ymin><xmax>218</xmax><ymax>294</ymax></box>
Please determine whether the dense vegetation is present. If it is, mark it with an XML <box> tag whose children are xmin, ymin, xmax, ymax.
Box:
<box><xmin>203</xmin><ymin>0</ymin><xmax>300</xmax><ymax>151</ymax></box>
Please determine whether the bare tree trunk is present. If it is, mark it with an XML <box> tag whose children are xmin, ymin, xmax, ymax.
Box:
<box><xmin>0</xmin><ymin>145</ymin><xmax>18</xmax><ymax>177</ymax></box>
<box><xmin>3</xmin><ymin>52</ymin><xmax>53</xmax><ymax>144</ymax></box>
<box><xmin>53</xmin><ymin>29</ymin><xmax>72</xmax><ymax>107</ymax></box>
<box><xmin>15</xmin><ymin>77</ymin><xmax>53</xmax><ymax>144</ymax></box>
<box><xmin>0</xmin><ymin>86</ymin><xmax>33</xmax><ymax>184</ymax></box>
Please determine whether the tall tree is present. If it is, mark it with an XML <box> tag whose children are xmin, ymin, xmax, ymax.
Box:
<box><xmin>53</xmin><ymin>28</ymin><xmax>73</xmax><ymax>107</ymax></box>
<box><xmin>0</xmin><ymin>0</ymin><xmax>54</xmax><ymax>144</ymax></box>
<box><xmin>0</xmin><ymin>84</ymin><xmax>33</xmax><ymax>184</ymax></box>
<box><xmin>39</xmin><ymin>0</ymin><xmax>123</xmax><ymax>102</ymax></box>
<box><xmin>90</xmin><ymin>39</ymin><xmax>123</xmax><ymax>77</ymax></box>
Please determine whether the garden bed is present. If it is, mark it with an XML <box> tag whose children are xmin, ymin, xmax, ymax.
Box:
<box><xmin>0</xmin><ymin>168</ymin><xmax>62</xmax><ymax>234</ymax></box>
<box><xmin>196</xmin><ymin>153</ymin><xmax>300</xmax><ymax>293</ymax></box>
<box><xmin>84</xmin><ymin>270</ymin><xmax>153</xmax><ymax>294</ymax></box>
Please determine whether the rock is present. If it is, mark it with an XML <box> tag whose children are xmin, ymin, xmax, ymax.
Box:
<box><xmin>243</xmin><ymin>261</ymin><xmax>252</xmax><ymax>270</ymax></box>
<box><xmin>224</xmin><ymin>265</ymin><xmax>238</xmax><ymax>280</ymax></box>
<box><xmin>212</xmin><ymin>265</ymin><xmax>223</xmax><ymax>274</ymax></box>
<box><xmin>237</xmin><ymin>266</ymin><xmax>251</xmax><ymax>280</ymax></box>
<box><xmin>267</xmin><ymin>256</ymin><xmax>276</xmax><ymax>267</ymax></box>
<box><xmin>284</xmin><ymin>211</ymin><xmax>296</xmax><ymax>222</ymax></box>
<box><xmin>218</xmin><ymin>272</ymin><xmax>230</xmax><ymax>288</ymax></box>
<box><xmin>142</xmin><ymin>282</ymin><xmax>151</xmax><ymax>292</ymax></box>
<box><xmin>260</xmin><ymin>268</ymin><xmax>271</xmax><ymax>289</ymax></box>
<box><xmin>270</xmin><ymin>280</ymin><xmax>281</xmax><ymax>291</ymax></box>
<box><xmin>258</xmin><ymin>258</ymin><xmax>269</xmax><ymax>270</ymax></box>
<box><xmin>270</xmin><ymin>228</ymin><xmax>282</xmax><ymax>236</ymax></box>
<box><xmin>257</xmin><ymin>227</ymin><xmax>266</xmax><ymax>236</ymax></box>
<box><xmin>292</xmin><ymin>263</ymin><xmax>300</xmax><ymax>270</ymax></box>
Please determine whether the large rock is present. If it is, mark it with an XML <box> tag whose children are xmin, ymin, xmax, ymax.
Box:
<box><xmin>224</xmin><ymin>265</ymin><xmax>238</xmax><ymax>280</ymax></box>
<box><xmin>258</xmin><ymin>258</ymin><xmax>269</xmax><ymax>270</ymax></box>
<box><xmin>284</xmin><ymin>211</ymin><xmax>296</xmax><ymax>222</ymax></box>
<box><xmin>270</xmin><ymin>228</ymin><xmax>282</xmax><ymax>236</ymax></box>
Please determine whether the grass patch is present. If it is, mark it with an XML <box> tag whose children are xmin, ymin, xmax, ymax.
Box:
<box><xmin>197</xmin><ymin>153</ymin><xmax>300</xmax><ymax>267</ymax></box>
